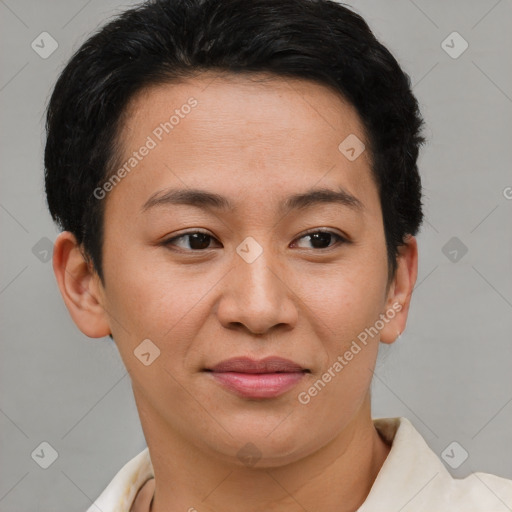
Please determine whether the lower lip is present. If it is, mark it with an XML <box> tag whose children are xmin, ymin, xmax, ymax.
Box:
<box><xmin>208</xmin><ymin>371</ymin><xmax>306</xmax><ymax>399</ymax></box>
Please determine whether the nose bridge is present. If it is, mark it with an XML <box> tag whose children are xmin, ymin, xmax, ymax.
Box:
<box><xmin>218</xmin><ymin>236</ymin><xmax>297</xmax><ymax>333</ymax></box>
<box><xmin>236</xmin><ymin>236</ymin><xmax>282</xmax><ymax>303</ymax></box>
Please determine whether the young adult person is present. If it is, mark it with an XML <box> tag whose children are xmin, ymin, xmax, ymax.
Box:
<box><xmin>44</xmin><ymin>0</ymin><xmax>512</xmax><ymax>510</ymax></box>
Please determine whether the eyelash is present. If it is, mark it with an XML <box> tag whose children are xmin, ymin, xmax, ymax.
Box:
<box><xmin>162</xmin><ymin>229</ymin><xmax>348</xmax><ymax>252</ymax></box>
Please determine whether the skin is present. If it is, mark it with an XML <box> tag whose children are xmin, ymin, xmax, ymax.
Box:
<box><xmin>53</xmin><ymin>72</ymin><xmax>418</xmax><ymax>512</ymax></box>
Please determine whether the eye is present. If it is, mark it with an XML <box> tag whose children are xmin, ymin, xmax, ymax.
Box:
<box><xmin>291</xmin><ymin>230</ymin><xmax>347</xmax><ymax>250</ymax></box>
<box><xmin>162</xmin><ymin>229</ymin><xmax>348</xmax><ymax>252</ymax></box>
<box><xmin>162</xmin><ymin>231</ymin><xmax>221</xmax><ymax>251</ymax></box>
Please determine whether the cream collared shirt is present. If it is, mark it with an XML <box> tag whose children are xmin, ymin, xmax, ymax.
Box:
<box><xmin>86</xmin><ymin>417</ymin><xmax>512</xmax><ymax>512</ymax></box>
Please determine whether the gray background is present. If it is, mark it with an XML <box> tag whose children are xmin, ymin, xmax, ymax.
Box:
<box><xmin>1</xmin><ymin>0</ymin><xmax>511</xmax><ymax>510</ymax></box>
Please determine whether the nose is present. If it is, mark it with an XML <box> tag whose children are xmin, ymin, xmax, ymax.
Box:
<box><xmin>216</xmin><ymin>245</ymin><xmax>299</xmax><ymax>336</ymax></box>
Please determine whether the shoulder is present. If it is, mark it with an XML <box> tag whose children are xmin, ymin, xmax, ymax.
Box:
<box><xmin>435</xmin><ymin>470</ymin><xmax>512</xmax><ymax>510</ymax></box>
<box><xmin>358</xmin><ymin>417</ymin><xmax>512</xmax><ymax>511</ymax></box>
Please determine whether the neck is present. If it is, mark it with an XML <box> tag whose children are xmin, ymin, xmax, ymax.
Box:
<box><xmin>138</xmin><ymin>394</ymin><xmax>390</xmax><ymax>512</ymax></box>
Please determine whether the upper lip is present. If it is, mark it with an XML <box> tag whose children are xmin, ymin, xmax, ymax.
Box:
<box><xmin>207</xmin><ymin>357</ymin><xmax>307</xmax><ymax>374</ymax></box>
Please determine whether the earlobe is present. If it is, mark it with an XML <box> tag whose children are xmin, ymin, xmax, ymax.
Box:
<box><xmin>380</xmin><ymin>235</ymin><xmax>418</xmax><ymax>345</ymax></box>
<box><xmin>52</xmin><ymin>231</ymin><xmax>111</xmax><ymax>338</ymax></box>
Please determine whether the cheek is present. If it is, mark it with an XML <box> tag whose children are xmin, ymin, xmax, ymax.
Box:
<box><xmin>294</xmin><ymin>267</ymin><xmax>385</xmax><ymax>422</ymax></box>
<box><xmin>300</xmin><ymin>260</ymin><xmax>388</xmax><ymax>348</ymax></box>
<box><xmin>101</xmin><ymin>246</ymin><xmax>222</xmax><ymax>353</ymax></box>
<box><xmin>289</xmin><ymin>337</ymin><xmax>379</xmax><ymax>459</ymax></box>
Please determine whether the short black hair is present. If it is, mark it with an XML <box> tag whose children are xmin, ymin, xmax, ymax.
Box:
<box><xmin>45</xmin><ymin>0</ymin><xmax>425</xmax><ymax>284</ymax></box>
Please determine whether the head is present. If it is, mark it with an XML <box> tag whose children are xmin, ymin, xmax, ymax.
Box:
<box><xmin>46</xmin><ymin>0</ymin><xmax>423</xmax><ymax>465</ymax></box>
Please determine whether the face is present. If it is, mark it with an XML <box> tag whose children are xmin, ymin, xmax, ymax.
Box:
<box><xmin>85</xmin><ymin>73</ymin><xmax>411</xmax><ymax>466</ymax></box>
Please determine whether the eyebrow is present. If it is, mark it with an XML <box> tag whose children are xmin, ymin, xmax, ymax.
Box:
<box><xmin>141</xmin><ymin>186</ymin><xmax>364</xmax><ymax>214</ymax></box>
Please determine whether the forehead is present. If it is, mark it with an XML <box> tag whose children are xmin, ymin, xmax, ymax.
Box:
<box><xmin>108</xmin><ymin>72</ymin><xmax>379</xmax><ymax>220</ymax></box>
<box><xmin>121</xmin><ymin>71</ymin><xmax>366</xmax><ymax>150</ymax></box>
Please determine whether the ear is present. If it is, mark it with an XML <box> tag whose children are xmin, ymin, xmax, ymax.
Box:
<box><xmin>379</xmin><ymin>235</ymin><xmax>418</xmax><ymax>344</ymax></box>
<box><xmin>52</xmin><ymin>231</ymin><xmax>111</xmax><ymax>338</ymax></box>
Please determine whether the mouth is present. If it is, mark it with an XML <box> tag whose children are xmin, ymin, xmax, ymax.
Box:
<box><xmin>204</xmin><ymin>357</ymin><xmax>310</xmax><ymax>399</ymax></box>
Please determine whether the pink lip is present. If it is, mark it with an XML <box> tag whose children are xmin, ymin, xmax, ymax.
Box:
<box><xmin>205</xmin><ymin>357</ymin><xmax>308</xmax><ymax>399</ymax></box>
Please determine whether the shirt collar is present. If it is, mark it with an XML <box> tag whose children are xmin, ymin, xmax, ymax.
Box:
<box><xmin>356</xmin><ymin>416</ymin><xmax>449</xmax><ymax>511</ymax></box>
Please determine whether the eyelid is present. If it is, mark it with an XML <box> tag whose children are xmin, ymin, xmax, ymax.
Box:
<box><xmin>295</xmin><ymin>227</ymin><xmax>347</xmax><ymax>239</ymax></box>
<box><xmin>166</xmin><ymin>228</ymin><xmax>213</xmax><ymax>239</ymax></box>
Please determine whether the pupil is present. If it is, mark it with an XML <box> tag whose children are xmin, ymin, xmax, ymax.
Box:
<box><xmin>310</xmin><ymin>232</ymin><xmax>331</xmax><ymax>248</ymax></box>
<box><xmin>189</xmin><ymin>233</ymin><xmax>210</xmax><ymax>250</ymax></box>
